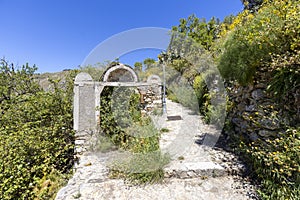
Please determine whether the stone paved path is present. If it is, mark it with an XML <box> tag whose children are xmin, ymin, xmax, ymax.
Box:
<box><xmin>156</xmin><ymin>99</ymin><xmax>225</xmax><ymax>178</ymax></box>
<box><xmin>55</xmin><ymin>99</ymin><xmax>258</xmax><ymax>200</ymax></box>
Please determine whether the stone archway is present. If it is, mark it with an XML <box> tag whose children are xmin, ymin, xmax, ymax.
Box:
<box><xmin>73</xmin><ymin>63</ymin><xmax>162</xmax><ymax>154</ymax></box>
<box><xmin>99</xmin><ymin>63</ymin><xmax>140</xmax><ymax>129</ymax></box>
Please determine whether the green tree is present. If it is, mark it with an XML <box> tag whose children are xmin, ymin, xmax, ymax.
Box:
<box><xmin>172</xmin><ymin>15</ymin><xmax>221</xmax><ymax>50</ymax></box>
<box><xmin>0</xmin><ymin>60</ymin><xmax>40</xmax><ymax>107</ymax></box>
<box><xmin>0</xmin><ymin>59</ymin><xmax>75</xmax><ymax>199</ymax></box>
<box><xmin>143</xmin><ymin>58</ymin><xmax>156</xmax><ymax>70</ymax></box>
<box><xmin>134</xmin><ymin>61</ymin><xmax>143</xmax><ymax>72</ymax></box>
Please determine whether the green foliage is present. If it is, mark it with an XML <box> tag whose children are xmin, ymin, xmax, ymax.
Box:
<box><xmin>200</xmin><ymin>91</ymin><xmax>227</xmax><ymax>129</ymax></box>
<box><xmin>267</xmin><ymin>50</ymin><xmax>300</xmax><ymax>100</ymax></box>
<box><xmin>172</xmin><ymin>14</ymin><xmax>221</xmax><ymax>50</ymax></box>
<box><xmin>217</xmin><ymin>1</ymin><xmax>300</xmax><ymax>198</ymax></box>
<box><xmin>0</xmin><ymin>60</ymin><xmax>75</xmax><ymax>199</ymax></box>
<box><xmin>162</xmin><ymin>14</ymin><xmax>234</xmax><ymax>126</ymax></box>
<box><xmin>0</xmin><ymin>60</ymin><xmax>40</xmax><ymax>106</ymax></box>
<box><xmin>218</xmin><ymin>0</ymin><xmax>300</xmax><ymax>85</ymax></box>
<box><xmin>265</xmin><ymin>50</ymin><xmax>300</xmax><ymax>125</ymax></box>
<box><xmin>167</xmin><ymin>82</ymin><xmax>199</xmax><ymax>113</ymax></box>
<box><xmin>99</xmin><ymin>86</ymin><xmax>168</xmax><ymax>184</ymax></box>
<box><xmin>99</xmin><ymin>86</ymin><xmax>140</xmax><ymax>145</ymax></box>
<box><xmin>166</xmin><ymin>1</ymin><xmax>299</xmax><ymax>199</ymax></box>
<box><xmin>90</xmin><ymin>133</ymin><xmax>116</xmax><ymax>153</ymax></box>
<box><xmin>124</xmin><ymin>121</ymin><xmax>160</xmax><ymax>153</ymax></box>
<box><xmin>109</xmin><ymin>152</ymin><xmax>169</xmax><ymax>185</ymax></box>
<box><xmin>193</xmin><ymin>75</ymin><xmax>209</xmax><ymax>108</ymax></box>
<box><xmin>160</xmin><ymin>50</ymin><xmax>223</xmax><ymax>126</ymax></box>
<box><xmin>240</xmin><ymin>128</ymin><xmax>300</xmax><ymax>199</ymax></box>
<box><xmin>125</xmin><ymin>168</ymin><xmax>165</xmax><ymax>185</ymax></box>
<box><xmin>134</xmin><ymin>62</ymin><xmax>142</xmax><ymax>72</ymax></box>
<box><xmin>160</xmin><ymin>128</ymin><xmax>170</xmax><ymax>133</ymax></box>
<box><xmin>99</xmin><ymin>86</ymin><xmax>157</xmax><ymax>150</ymax></box>
<box><xmin>33</xmin><ymin>169</ymin><xmax>72</xmax><ymax>199</ymax></box>
<box><xmin>167</xmin><ymin>58</ymin><xmax>191</xmax><ymax>75</ymax></box>
<box><xmin>143</xmin><ymin>58</ymin><xmax>156</xmax><ymax>70</ymax></box>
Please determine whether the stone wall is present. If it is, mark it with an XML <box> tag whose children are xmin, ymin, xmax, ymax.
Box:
<box><xmin>225</xmin><ymin>66</ymin><xmax>300</xmax><ymax>143</ymax></box>
<box><xmin>139</xmin><ymin>83</ymin><xmax>163</xmax><ymax>115</ymax></box>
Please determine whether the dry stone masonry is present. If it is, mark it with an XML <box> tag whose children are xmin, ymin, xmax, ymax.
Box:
<box><xmin>225</xmin><ymin>65</ymin><xmax>300</xmax><ymax>143</ymax></box>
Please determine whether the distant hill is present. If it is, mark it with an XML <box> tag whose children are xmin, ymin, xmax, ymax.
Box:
<box><xmin>35</xmin><ymin>71</ymin><xmax>72</xmax><ymax>91</ymax></box>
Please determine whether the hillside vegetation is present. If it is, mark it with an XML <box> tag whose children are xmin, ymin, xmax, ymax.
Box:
<box><xmin>0</xmin><ymin>60</ymin><xmax>76</xmax><ymax>199</ymax></box>
<box><xmin>0</xmin><ymin>0</ymin><xmax>299</xmax><ymax>199</ymax></box>
<box><xmin>158</xmin><ymin>0</ymin><xmax>299</xmax><ymax>199</ymax></box>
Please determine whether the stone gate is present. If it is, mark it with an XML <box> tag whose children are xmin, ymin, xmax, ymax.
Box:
<box><xmin>73</xmin><ymin>63</ymin><xmax>162</xmax><ymax>154</ymax></box>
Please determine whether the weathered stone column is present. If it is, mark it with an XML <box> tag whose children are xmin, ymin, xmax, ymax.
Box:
<box><xmin>74</xmin><ymin>72</ymin><xmax>96</xmax><ymax>132</ymax></box>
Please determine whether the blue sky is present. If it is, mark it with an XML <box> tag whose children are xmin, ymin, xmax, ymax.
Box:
<box><xmin>0</xmin><ymin>0</ymin><xmax>243</xmax><ymax>73</ymax></box>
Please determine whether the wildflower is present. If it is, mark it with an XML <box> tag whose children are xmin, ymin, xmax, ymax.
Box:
<box><xmin>279</xmin><ymin>169</ymin><xmax>284</xmax><ymax>173</ymax></box>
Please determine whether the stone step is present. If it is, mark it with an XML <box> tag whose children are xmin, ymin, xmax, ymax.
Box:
<box><xmin>164</xmin><ymin>161</ymin><xmax>225</xmax><ymax>179</ymax></box>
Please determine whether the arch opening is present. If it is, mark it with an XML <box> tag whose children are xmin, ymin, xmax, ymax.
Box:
<box><xmin>102</xmin><ymin>64</ymin><xmax>138</xmax><ymax>82</ymax></box>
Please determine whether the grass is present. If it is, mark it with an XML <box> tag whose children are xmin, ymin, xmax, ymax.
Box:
<box><xmin>108</xmin><ymin>150</ymin><xmax>170</xmax><ymax>185</ymax></box>
<box><xmin>106</xmin><ymin>119</ymin><xmax>171</xmax><ymax>184</ymax></box>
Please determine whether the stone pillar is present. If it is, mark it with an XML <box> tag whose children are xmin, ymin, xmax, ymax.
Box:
<box><xmin>74</xmin><ymin>72</ymin><xmax>96</xmax><ymax>132</ymax></box>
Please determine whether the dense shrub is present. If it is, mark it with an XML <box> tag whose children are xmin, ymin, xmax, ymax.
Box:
<box><xmin>218</xmin><ymin>0</ymin><xmax>300</xmax><ymax>85</ymax></box>
<box><xmin>240</xmin><ymin>128</ymin><xmax>300</xmax><ymax>199</ymax></box>
<box><xmin>0</xmin><ymin>60</ymin><xmax>75</xmax><ymax>199</ymax></box>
